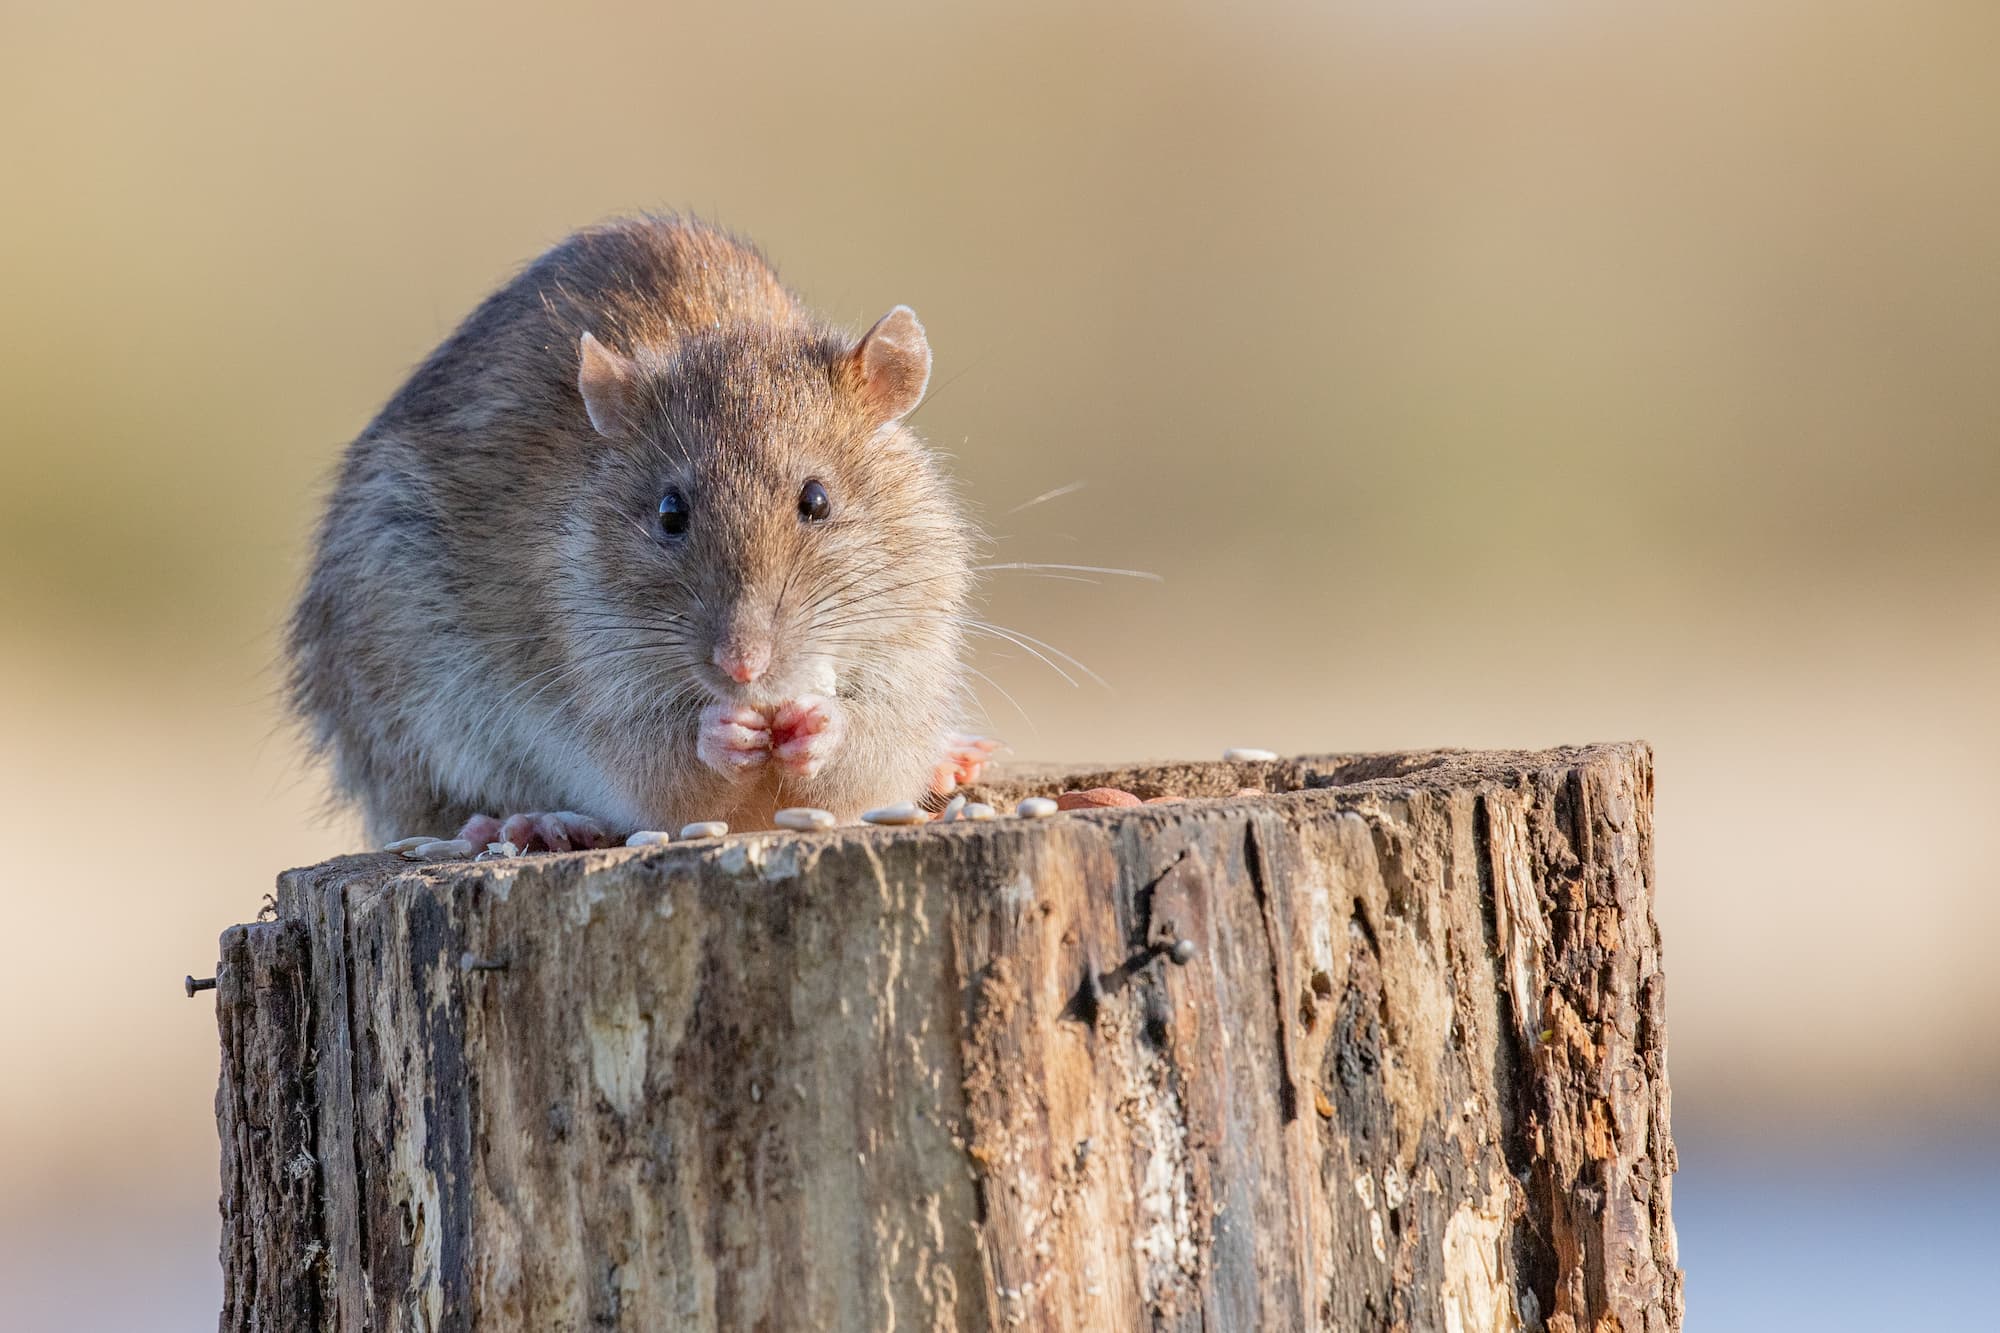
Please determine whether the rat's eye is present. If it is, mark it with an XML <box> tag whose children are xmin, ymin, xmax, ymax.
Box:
<box><xmin>798</xmin><ymin>479</ymin><xmax>831</xmax><ymax>523</ymax></box>
<box><xmin>657</xmin><ymin>489</ymin><xmax>691</xmax><ymax>539</ymax></box>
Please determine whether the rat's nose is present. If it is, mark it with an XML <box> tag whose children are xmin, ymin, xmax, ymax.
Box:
<box><xmin>714</xmin><ymin>640</ymin><xmax>771</xmax><ymax>685</ymax></box>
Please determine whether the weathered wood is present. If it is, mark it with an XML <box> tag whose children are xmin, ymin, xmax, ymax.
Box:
<box><xmin>215</xmin><ymin>919</ymin><xmax>324</xmax><ymax>1330</ymax></box>
<box><xmin>212</xmin><ymin>744</ymin><xmax>1681</xmax><ymax>1331</ymax></box>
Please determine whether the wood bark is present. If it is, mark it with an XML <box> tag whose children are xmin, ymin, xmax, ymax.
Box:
<box><xmin>212</xmin><ymin>744</ymin><xmax>1681</xmax><ymax>1331</ymax></box>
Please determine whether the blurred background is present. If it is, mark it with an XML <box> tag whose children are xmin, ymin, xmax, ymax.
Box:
<box><xmin>3</xmin><ymin>0</ymin><xmax>1995</xmax><ymax>1327</ymax></box>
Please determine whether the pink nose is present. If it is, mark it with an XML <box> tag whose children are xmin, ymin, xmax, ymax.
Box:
<box><xmin>715</xmin><ymin>642</ymin><xmax>771</xmax><ymax>684</ymax></box>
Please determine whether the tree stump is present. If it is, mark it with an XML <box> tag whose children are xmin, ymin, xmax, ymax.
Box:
<box><xmin>211</xmin><ymin>744</ymin><xmax>1680</xmax><ymax>1331</ymax></box>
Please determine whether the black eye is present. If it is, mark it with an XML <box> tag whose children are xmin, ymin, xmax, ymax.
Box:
<box><xmin>657</xmin><ymin>488</ymin><xmax>690</xmax><ymax>539</ymax></box>
<box><xmin>798</xmin><ymin>479</ymin><xmax>831</xmax><ymax>523</ymax></box>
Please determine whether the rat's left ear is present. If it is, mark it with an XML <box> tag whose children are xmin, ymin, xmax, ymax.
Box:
<box><xmin>842</xmin><ymin>306</ymin><xmax>931</xmax><ymax>425</ymax></box>
<box><xmin>578</xmin><ymin>331</ymin><xmax>643</xmax><ymax>440</ymax></box>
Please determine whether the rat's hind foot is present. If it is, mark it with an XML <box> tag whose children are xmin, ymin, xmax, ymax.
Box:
<box><xmin>932</xmin><ymin>732</ymin><xmax>1005</xmax><ymax>794</ymax></box>
<box><xmin>697</xmin><ymin>702</ymin><xmax>773</xmax><ymax>776</ymax></box>
<box><xmin>771</xmin><ymin>694</ymin><xmax>846</xmax><ymax>779</ymax></box>
<box><xmin>455</xmin><ymin>810</ymin><xmax>614</xmax><ymax>854</ymax></box>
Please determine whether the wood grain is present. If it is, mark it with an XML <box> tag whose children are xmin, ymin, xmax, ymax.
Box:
<box><xmin>212</xmin><ymin>744</ymin><xmax>1681</xmax><ymax>1330</ymax></box>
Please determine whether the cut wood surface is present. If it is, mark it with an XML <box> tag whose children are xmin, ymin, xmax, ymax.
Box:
<box><xmin>213</xmin><ymin>743</ymin><xmax>1680</xmax><ymax>1331</ymax></box>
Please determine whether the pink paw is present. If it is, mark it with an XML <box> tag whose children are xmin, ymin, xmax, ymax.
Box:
<box><xmin>456</xmin><ymin>810</ymin><xmax>614</xmax><ymax>854</ymax></box>
<box><xmin>697</xmin><ymin>702</ymin><xmax>773</xmax><ymax>776</ymax></box>
<box><xmin>770</xmin><ymin>695</ymin><xmax>846</xmax><ymax>779</ymax></box>
<box><xmin>931</xmin><ymin>732</ymin><xmax>1005</xmax><ymax>794</ymax></box>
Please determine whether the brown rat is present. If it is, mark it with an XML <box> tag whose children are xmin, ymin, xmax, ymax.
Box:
<box><xmin>289</xmin><ymin>215</ymin><xmax>997</xmax><ymax>851</ymax></box>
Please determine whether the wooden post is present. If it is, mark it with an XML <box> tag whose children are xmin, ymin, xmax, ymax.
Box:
<box><xmin>212</xmin><ymin>744</ymin><xmax>1681</xmax><ymax>1331</ymax></box>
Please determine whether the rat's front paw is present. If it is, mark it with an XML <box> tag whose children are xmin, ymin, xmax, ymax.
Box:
<box><xmin>932</xmin><ymin>732</ymin><xmax>1005</xmax><ymax>794</ymax></box>
<box><xmin>770</xmin><ymin>694</ymin><xmax>846</xmax><ymax>779</ymax></box>
<box><xmin>697</xmin><ymin>702</ymin><xmax>773</xmax><ymax>776</ymax></box>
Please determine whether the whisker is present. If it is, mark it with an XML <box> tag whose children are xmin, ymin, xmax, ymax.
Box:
<box><xmin>1002</xmin><ymin>481</ymin><xmax>1086</xmax><ymax>515</ymax></box>
<box><xmin>974</xmin><ymin>562</ymin><xmax>1161</xmax><ymax>581</ymax></box>
<box><xmin>961</xmin><ymin>625</ymin><xmax>1081</xmax><ymax>688</ymax></box>
<box><xmin>961</xmin><ymin>663</ymin><xmax>1035</xmax><ymax>733</ymax></box>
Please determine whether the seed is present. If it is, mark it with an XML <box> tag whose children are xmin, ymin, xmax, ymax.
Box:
<box><xmin>1016</xmin><ymin>797</ymin><xmax>1058</xmax><ymax>818</ymax></box>
<box><xmin>941</xmin><ymin>794</ymin><xmax>967</xmax><ymax>822</ymax></box>
<box><xmin>625</xmin><ymin>830</ymin><xmax>674</xmax><ymax>847</ymax></box>
<box><xmin>679</xmin><ymin>821</ymin><xmax>728</xmax><ymax>839</ymax></box>
<box><xmin>961</xmin><ymin>802</ymin><xmax>998</xmax><ymax>821</ymax></box>
<box><xmin>403</xmin><ymin>838</ymin><xmax>474</xmax><ymax>861</ymax></box>
<box><xmin>862</xmin><ymin>802</ymin><xmax>926</xmax><ymax>826</ymax></box>
<box><xmin>1223</xmin><ymin>747</ymin><xmax>1279</xmax><ymax>762</ymax></box>
<box><xmin>384</xmin><ymin>836</ymin><xmax>436</xmax><ymax>852</ymax></box>
<box><xmin>774</xmin><ymin>807</ymin><xmax>837</xmax><ymax>831</ymax></box>
<box><xmin>1057</xmin><ymin>787</ymin><xmax>1142</xmax><ymax>811</ymax></box>
<box><xmin>474</xmin><ymin>840</ymin><xmax>521</xmax><ymax>862</ymax></box>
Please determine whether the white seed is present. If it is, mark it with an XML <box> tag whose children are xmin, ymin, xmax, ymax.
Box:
<box><xmin>1223</xmin><ymin>747</ymin><xmax>1279</xmax><ymax>763</ymax></box>
<box><xmin>941</xmin><ymin>794</ymin><xmax>967</xmax><ymax>822</ymax></box>
<box><xmin>961</xmin><ymin>802</ymin><xmax>998</xmax><ymax>821</ymax></box>
<box><xmin>1016</xmin><ymin>797</ymin><xmax>1059</xmax><ymax>818</ymax></box>
<box><xmin>384</xmin><ymin>836</ymin><xmax>436</xmax><ymax>852</ymax></box>
<box><xmin>774</xmin><ymin>807</ymin><xmax>837</xmax><ymax>831</ymax></box>
<box><xmin>403</xmin><ymin>838</ymin><xmax>474</xmax><ymax>862</ymax></box>
<box><xmin>862</xmin><ymin>802</ymin><xmax>926</xmax><ymax>826</ymax></box>
<box><xmin>625</xmin><ymin>830</ymin><xmax>674</xmax><ymax>847</ymax></box>
<box><xmin>679</xmin><ymin>821</ymin><xmax>729</xmax><ymax>839</ymax></box>
<box><xmin>474</xmin><ymin>840</ymin><xmax>521</xmax><ymax>862</ymax></box>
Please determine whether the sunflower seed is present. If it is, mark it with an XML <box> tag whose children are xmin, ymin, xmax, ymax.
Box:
<box><xmin>1016</xmin><ymin>797</ymin><xmax>1058</xmax><ymax>818</ymax></box>
<box><xmin>774</xmin><ymin>807</ymin><xmax>837</xmax><ymax>831</ymax></box>
<box><xmin>862</xmin><ymin>802</ymin><xmax>926</xmax><ymax>826</ymax></box>
<box><xmin>403</xmin><ymin>838</ymin><xmax>474</xmax><ymax>861</ymax></box>
<box><xmin>961</xmin><ymin>802</ymin><xmax>998</xmax><ymax>821</ymax></box>
<box><xmin>1223</xmin><ymin>747</ymin><xmax>1279</xmax><ymax>762</ymax></box>
<box><xmin>679</xmin><ymin>821</ymin><xmax>728</xmax><ymax>839</ymax></box>
<box><xmin>941</xmin><ymin>794</ymin><xmax>968</xmax><ymax>822</ymax></box>
<box><xmin>384</xmin><ymin>836</ymin><xmax>437</xmax><ymax>852</ymax></box>
<box><xmin>625</xmin><ymin>830</ymin><xmax>674</xmax><ymax>847</ymax></box>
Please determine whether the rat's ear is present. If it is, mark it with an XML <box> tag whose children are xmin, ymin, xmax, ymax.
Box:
<box><xmin>577</xmin><ymin>331</ymin><xmax>643</xmax><ymax>439</ymax></box>
<box><xmin>842</xmin><ymin>306</ymin><xmax>931</xmax><ymax>425</ymax></box>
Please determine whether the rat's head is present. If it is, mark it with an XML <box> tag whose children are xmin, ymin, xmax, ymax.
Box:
<box><xmin>557</xmin><ymin>308</ymin><xmax>971</xmax><ymax>723</ymax></box>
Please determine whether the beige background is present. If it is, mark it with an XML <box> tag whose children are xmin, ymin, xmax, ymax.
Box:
<box><xmin>3</xmin><ymin>1</ymin><xmax>1995</xmax><ymax>1327</ymax></box>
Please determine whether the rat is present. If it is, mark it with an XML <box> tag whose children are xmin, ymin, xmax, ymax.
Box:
<box><xmin>288</xmin><ymin>215</ymin><xmax>999</xmax><ymax>852</ymax></box>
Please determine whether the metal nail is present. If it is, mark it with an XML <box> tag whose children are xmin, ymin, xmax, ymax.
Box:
<box><xmin>185</xmin><ymin>974</ymin><xmax>216</xmax><ymax>997</ymax></box>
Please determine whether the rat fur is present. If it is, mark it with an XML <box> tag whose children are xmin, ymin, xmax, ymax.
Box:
<box><xmin>288</xmin><ymin>215</ymin><xmax>983</xmax><ymax>848</ymax></box>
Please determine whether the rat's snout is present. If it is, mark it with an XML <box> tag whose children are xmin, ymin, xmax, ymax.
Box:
<box><xmin>710</xmin><ymin>598</ymin><xmax>779</xmax><ymax>692</ymax></box>
<box><xmin>713</xmin><ymin>635</ymin><xmax>772</xmax><ymax>686</ymax></box>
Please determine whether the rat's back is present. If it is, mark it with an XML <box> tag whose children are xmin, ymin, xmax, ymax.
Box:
<box><xmin>381</xmin><ymin>217</ymin><xmax>801</xmax><ymax>438</ymax></box>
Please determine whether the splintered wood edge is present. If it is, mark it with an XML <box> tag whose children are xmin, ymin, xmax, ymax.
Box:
<box><xmin>271</xmin><ymin>744</ymin><xmax>1647</xmax><ymax>903</ymax></box>
<box><xmin>965</xmin><ymin>742</ymin><xmax>1645</xmax><ymax>803</ymax></box>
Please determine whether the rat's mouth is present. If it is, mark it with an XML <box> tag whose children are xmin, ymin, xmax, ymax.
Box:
<box><xmin>699</xmin><ymin>658</ymin><xmax>838</xmax><ymax>708</ymax></box>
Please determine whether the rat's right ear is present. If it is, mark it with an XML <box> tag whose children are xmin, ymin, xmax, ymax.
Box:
<box><xmin>577</xmin><ymin>331</ymin><xmax>643</xmax><ymax>440</ymax></box>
